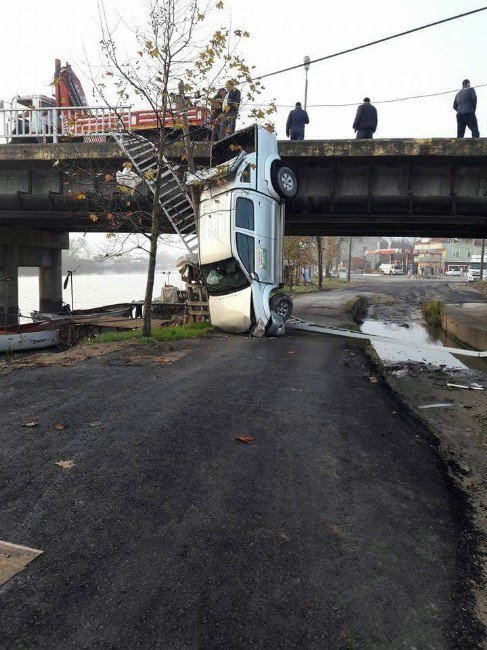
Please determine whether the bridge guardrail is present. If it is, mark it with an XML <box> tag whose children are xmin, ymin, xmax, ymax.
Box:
<box><xmin>0</xmin><ymin>105</ymin><xmax>132</xmax><ymax>143</ymax></box>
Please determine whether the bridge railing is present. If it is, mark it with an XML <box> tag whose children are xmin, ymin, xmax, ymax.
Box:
<box><xmin>0</xmin><ymin>105</ymin><xmax>132</xmax><ymax>143</ymax></box>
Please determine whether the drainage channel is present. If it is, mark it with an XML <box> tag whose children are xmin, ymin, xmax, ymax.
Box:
<box><xmin>289</xmin><ymin>318</ymin><xmax>487</xmax><ymax>371</ymax></box>
<box><xmin>360</xmin><ymin>320</ymin><xmax>487</xmax><ymax>371</ymax></box>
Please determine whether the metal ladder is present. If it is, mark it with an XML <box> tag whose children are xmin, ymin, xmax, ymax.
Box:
<box><xmin>112</xmin><ymin>132</ymin><xmax>198</xmax><ymax>255</ymax></box>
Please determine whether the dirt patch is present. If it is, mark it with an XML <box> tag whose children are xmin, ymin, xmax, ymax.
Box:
<box><xmin>0</xmin><ymin>341</ymin><xmax>189</xmax><ymax>375</ymax></box>
<box><xmin>115</xmin><ymin>350</ymin><xmax>189</xmax><ymax>366</ymax></box>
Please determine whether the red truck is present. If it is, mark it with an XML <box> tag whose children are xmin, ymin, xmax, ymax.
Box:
<box><xmin>1</xmin><ymin>60</ymin><xmax>211</xmax><ymax>142</ymax></box>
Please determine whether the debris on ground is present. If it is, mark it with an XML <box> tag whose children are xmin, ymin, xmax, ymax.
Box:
<box><xmin>418</xmin><ymin>403</ymin><xmax>455</xmax><ymax>410</ymax></box>
<box><xmin>54</xmin><ymin>422</ymin><xmax>65</xmax><ymax>430</ymax></box>
<box><xmin>55</xmin><ymin>460</ymin><xmax>75</xmax><ymax>470</ymax></box>
<box><xmin>22</xmin><ymin>422</ymin><xmax>38</xmax><ymax>428</ymax></box>
<box><xmin>235</xmin><ymin>435</ymin><xmax>253</xmax><ymax>444</ymax></box>
<box><xmin>447</xmin><ymin>382</ymin><xmax>485</xmax><ymax>391</ymax></box>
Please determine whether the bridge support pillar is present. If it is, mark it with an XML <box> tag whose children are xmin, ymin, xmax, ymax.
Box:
<box><xmin>39</xmin><ymin>248</ymin><xmax>63</xmax><ymax>314</ymax></box>
<box><xmin>0</xmin><ymin>246</ymin><xmax>19</xmax><ymax>326</ymax></box>
<box><xmin>0</xmin><ymin>229</ymin><xmax>69</xmax><ymax>325</ymax></box>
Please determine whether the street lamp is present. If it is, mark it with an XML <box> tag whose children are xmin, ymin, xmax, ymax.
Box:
<box><xmin>303</xmin><ymin>56</ymin><xmax>311</xmax><ymax>111</ymax></box>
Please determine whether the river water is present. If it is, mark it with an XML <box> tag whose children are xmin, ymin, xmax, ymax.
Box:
<box><xmin>18</xmin><ymin>270</ymin><xmax>182</xmax><ymax>320</ymax></box>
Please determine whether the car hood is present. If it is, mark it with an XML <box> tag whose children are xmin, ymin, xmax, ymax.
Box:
<box><xmin>209</xmin><ymin>286</ymin><xmax>252</xmax><ymax>334</ymax></box>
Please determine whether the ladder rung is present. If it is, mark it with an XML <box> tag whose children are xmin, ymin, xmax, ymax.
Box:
<box><xmin>164</xmin><ymin>195</ymin><xmax>190</xmax><ymax>209</ymax></box>
<box><xmin>171</xmin><ymin>213</ymin><xmax>194</xmax><ymax>226</ymax></box>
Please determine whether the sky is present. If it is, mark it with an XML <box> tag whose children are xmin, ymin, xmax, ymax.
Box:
<box><xmin>2</xmin><ymin>0</ymin><xmax>486</xmax><ymax>139</ymax></box>
<box><xmin>2</xmin><ymin>0</ymin><xmax>486</xmax><ymax>257</ymax></box>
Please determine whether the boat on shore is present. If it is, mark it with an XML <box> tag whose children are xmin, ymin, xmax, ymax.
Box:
<box><xmin>0</xmin><ymin>322</ymin><xmax>60</xmax><ymax>353</ymax></box>
<box><xmin>31</xmin><ymin>303</ymin><xmax>134</xmax><ymax>323</ymax></box>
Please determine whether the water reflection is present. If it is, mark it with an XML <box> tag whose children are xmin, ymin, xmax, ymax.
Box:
<box><xmin>360</xmin><ymin>319</ymin><xmax>486</xmax><ymax>372</ymax></box>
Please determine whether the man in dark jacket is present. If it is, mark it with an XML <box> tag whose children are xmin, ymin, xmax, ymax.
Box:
<box><xmin>218</xmin><ymin>81</ymin><xmax>241</xmax><ymax>139</ymax></box>
<box><xmin>454</xmin><ymin>79</ymin><xmax>479</xmax><ymax>138</ymax></box>
<box><xmin>353</xmin><ymin>97</ymin><xmax>378</xmax><ymax>139</ymax></box>
<box><xmin>210</xmin><ymin>88</ymin><xmax>226</xmax><ymax>141</ymax></box>
<box><xmin>286</xmin><ymin>102</ymin><xmax>310</xmax><ymax>140</ymax></box>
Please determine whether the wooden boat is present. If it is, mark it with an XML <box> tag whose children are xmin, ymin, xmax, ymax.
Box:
<box><xmin>0</xmin><ymin>322</ymin><xmax>60</xmax><ymax>353</ymax></box>
<box><xmin>31</xmin><ymin>303</ymin><xmax>133</xmax><ymax>323</ymax></box>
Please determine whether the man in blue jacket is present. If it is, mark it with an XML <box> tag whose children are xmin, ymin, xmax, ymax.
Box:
<box><xmin>286</xmin><ymin>102</ymin><xmax>310</xmax><ymax>140</ymax></box>
<box><xmin>454</xmin><ymin>79</ymin><xmax>479</xmax><ymax>138</ymax></box>
<box><xmin>353</xmin><ymin>98</ymin><xmax>378</xmax><ymax>139</ymax></box>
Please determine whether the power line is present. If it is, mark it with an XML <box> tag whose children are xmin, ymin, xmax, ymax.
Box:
<box><xmin>257</xmin><ymin>7</ymin><xmax>487</xmax><ymax>81</ymax></box>
<box><xmin>244</xmin><ymin>83</ymin><xmax>487</xmax><ymax>109</ymax></box>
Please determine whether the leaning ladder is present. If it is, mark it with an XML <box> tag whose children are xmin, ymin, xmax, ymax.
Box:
<box><xmin>112</xmin><ymin>132</ymin><xmax>198</xmax><ymax>255</ymax></box>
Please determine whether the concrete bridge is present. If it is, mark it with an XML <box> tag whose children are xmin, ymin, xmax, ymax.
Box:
<box><xmin>1</xmin><ymin>138</ymin><xmax>487</xmax><ymax>323</ymax></box>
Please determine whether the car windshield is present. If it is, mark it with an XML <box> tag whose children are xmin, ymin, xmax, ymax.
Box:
<box><xmin>201</xmin><ymin>257</ymin><xmax>250</xmax><ymax>296</ymax></box>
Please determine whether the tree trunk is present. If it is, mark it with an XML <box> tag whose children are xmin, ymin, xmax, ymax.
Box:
<box><xmin>316</xmin><ymin>237</ymin><xmax>323</xmax><ymax>289</ymax></box>
<box><xmin>142</xmin><ymin>211</ymin><xmax>160</xmax><ymax>337</ymax></box>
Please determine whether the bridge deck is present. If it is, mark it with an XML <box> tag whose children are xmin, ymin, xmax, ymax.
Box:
<box><xmin>0</xmin><ymin>138</ymin><xmax>487</xmax><ymax>162</ymax></box>
<box><xmin>0</xmin><ymin>139</ymin><xmax>487</xmax><ymax>237</ymax></box>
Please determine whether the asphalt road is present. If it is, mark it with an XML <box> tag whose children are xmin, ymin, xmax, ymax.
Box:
<box><xmin>0</xmin><ymin>331</ymin><xmax>483</xmax><ymax>649</ymax></box>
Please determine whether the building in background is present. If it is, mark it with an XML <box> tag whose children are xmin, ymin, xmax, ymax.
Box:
<box><xmin>413</xmin><ymin>238</ymin><xmax>484</xmax><ymax>274</ymax></box>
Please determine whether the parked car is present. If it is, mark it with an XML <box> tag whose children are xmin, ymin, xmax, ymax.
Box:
<box><xmin>379</xmin><ymin>263</ymin><xmax>404</xmax><ymax>275</ymax></box>
<box><xmin>445</xmin><ymin>267</ymin><xmax>461</xmax><ymax>277</ymax></box>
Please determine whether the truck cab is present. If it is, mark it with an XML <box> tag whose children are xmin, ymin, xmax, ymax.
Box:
<box><xmin>467</xmin><ymin>254</ymin><xmax>487</xmax><ymax>282</ymax></box>
<box><xmin>189</xmin><ymin>125</ymin><xmax>297</xmax><ymax>336</ymax></box>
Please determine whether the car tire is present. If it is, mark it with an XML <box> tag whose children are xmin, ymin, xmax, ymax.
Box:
<box><xmin>271</xmin><ymin>162</ymin><xmax>298</xmax><ymax>198</ymax></box>
<box><xmin>270</xmin><ymin>293</ymin><xmax>293</xmax><ymax>321</ymax></box>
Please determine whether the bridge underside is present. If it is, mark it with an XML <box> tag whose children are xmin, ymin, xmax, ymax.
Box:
<box><xmin>0</xmin><ymin>139</ymin><xmax>487</xmax><ymax>237</ymax></box>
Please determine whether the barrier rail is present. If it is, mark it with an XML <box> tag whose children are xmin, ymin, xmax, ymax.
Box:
<box><xmin>0</xmin><ymin>105</ymin><xmax>132</xmax><ymax>143</ymax></box>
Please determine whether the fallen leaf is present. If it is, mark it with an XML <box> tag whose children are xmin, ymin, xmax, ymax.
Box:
<box><xmin>88</xmin><ymin>213</ymin><xmax>98</xmax><ymax>223</ymax></box>
<box><xmin>55</xmin><ymin>460</ymin><xmax>74</xmax><ymax>470</ymax></box>
<box><xmin>235</xmin><ymin>435</ymin><xmax>253</xmax><ymax>444</ymax></box>
<box><xmin>75</xmin><ymin>193</ymin><xmax>87</xmax><ymax>201</ymax></box>
<box><xmin>22</xmin><ymin>421</ymin><xmax>38</xmax><ymax>428</ymax></box>
<box><xmin>287</xmin><ymin>350</ymin><xmax>296</xmax><ymax>355</ymax></box>
<box><xmin>54</xmin><ymin>422</ymin><xmax>65</xmax><ymax>430</ymax></box>
<box><xmin>369</xmin><ymin>376</ymin><xmax>378</xmax><ymax>384</ymax></box>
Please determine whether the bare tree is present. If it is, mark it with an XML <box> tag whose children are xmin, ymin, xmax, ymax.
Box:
<box><xmin>83</xmin><ymin>0</ymin><xmax>274</xmax><ymax>336</ymax></box>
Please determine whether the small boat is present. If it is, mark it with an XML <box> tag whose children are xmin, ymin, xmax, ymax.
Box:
<box><xmin>0</xmin><ymin>322</ymin><xmax>60</xmax><ymax>353</ymax></box>
<box><xmin>31</xmin><ymin>303</ymin><xmax>134</xmax><ymax>323</ymax></box>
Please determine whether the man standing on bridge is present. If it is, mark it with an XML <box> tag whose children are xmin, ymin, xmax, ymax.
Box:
<box><xmin>286</xmin><ymin>102</ymin><xmax>310</xmax><ymax>140</ymax></box>
<box><xmin>454</xmin><ymin>79</ymin><xmax>479</xmax><ymax>138</ymax></box>
<box><xmin>219</xmin><ymin>80</ymin><xmax>241</xmax><ymax>139</ymax></box>
<box><xmin>353</xmin><ymin>97</ymin><xmax>378</xmax><ymax>139</ymax></box>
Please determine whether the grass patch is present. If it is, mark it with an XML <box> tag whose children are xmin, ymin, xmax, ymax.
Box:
<box><xmin>423</xmin><ymin>300</ymin><xmax>444</xmax><ymax>328</ymax></box>
<box><xmin>90</xmin><ymin>322</ymin><xmax>213</xmax><ymax>345</ymax></box>
<box><xmin>344</xmin><ymin>294</ymin><xmax>368</xmax><ymax>323</ymax></box>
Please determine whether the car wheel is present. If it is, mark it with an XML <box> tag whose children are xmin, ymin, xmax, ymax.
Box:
<box><xmin>271</xmin><ymin>161</ymin><xmax>298</xmax><ymax>198</ymax></box>
<box><xmin>270</xmin><ymin>293</ymin><xmax>293</xmax><ymax>321</ymax></box>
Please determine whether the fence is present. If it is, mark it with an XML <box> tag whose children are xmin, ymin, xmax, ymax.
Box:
<box><xmin>0</xmin><ymin>105</ymin><xmax>132</xmax><ymax>143</ymax></box>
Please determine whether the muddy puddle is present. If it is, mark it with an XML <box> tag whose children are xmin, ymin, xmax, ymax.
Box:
<box><xmin>360</xmin><ymin>319</ymin><xmax>487</xmax><ymax>372</ymax></box>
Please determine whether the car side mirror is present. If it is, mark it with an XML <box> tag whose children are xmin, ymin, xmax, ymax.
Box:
<box><xmin>250</xmin><ymin>272</ymin><xmax>260</xmax><ymax>282</ymax></box>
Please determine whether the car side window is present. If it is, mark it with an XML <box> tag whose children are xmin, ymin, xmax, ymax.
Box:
<box><xmin>235</xmin><ymin>197</ymin><xmax>254</xmax><ymax>230</ymax></box>
<box><xmin>236</xmin><ymin>233</ymin><xmax>255</xmax><ymax>274</ymax></box>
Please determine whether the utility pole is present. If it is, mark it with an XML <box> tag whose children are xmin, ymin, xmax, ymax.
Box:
<box><xmin>303</xmin><ymin>56</ymin><xmax>311</xmax><ymax>110</ymax></box>
<box><xmin>481</xmin><ymin>238</ymin><xmax>486</xmax><ymax>280</ymax></box>
<box><xmin>347</xmin><ymin>237</ymin><xmax>352</xmax><ymax>281</ymax></box>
